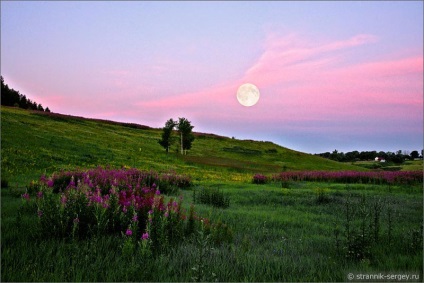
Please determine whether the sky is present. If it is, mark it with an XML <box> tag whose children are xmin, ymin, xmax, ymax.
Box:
<box><xmin>1</xmin><ymin>1</ymin><xmax>423</xmax><ymax>154</ymax></box>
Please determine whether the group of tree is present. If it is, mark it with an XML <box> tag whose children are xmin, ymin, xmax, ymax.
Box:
<box><xmin>158</xmin><ymin>117</ymin><xmax>195</xmax><ymax>155</ymax></box>
<box><xmin>1</xmin><ymin>76</ymin><xmax>51</xmax><ymax>112</ymax></box>
<box><xmin>316</xmin><ymin>149</ymin><xmax>423</xmax><ymax>164</ymax></box>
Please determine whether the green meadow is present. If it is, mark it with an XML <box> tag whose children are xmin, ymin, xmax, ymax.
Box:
<box><xmin>1</xmin><ymin>106</ymin><xmax>422</xmax><ymax>282</ymax></box>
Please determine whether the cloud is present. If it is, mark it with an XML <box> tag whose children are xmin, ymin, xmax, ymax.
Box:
<box><xmin>115</xmin><ymin>32</ymin><xmax>422</xmax><ymax>140</ymax></box>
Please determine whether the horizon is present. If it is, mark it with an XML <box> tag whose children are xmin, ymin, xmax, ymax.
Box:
<box><xmin>1</xmin><ymin>1</ymin><xmax>423</xmax><ymax>154</ymax></box>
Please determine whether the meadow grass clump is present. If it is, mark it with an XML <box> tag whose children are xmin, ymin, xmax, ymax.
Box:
<box><xmin>314</xmin><ymin>187</ymin><xmax>331</xmax><ymax>204</ymax></box>
<box><xmin>193</xmin><ymin>186</ymin><xmax>230</xmax><ymax>208</ymax></box>
<box><xmin>334</xmin><ymin>192</ymin><xmax>423</xmax><ymax>262</ymax></box>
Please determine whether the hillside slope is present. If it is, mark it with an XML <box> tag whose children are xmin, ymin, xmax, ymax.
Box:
<box><xmin>1</xmin><ymin>106</ymin><xmax>365</xmax><ymax>185</ymax></box>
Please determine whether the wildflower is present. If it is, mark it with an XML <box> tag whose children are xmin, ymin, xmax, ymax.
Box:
<box><xmin>22</xmin><ymin>193</ymin><xmax>30</xmax><ymax>201</ymax></box>
<box><xmin>155</xmin><ymin>189</ymin><xmax>160</xmax><ymax>195</ymax></box>
<box><xmin>36</xmin><ymin>191</ymin><xmax>43</xmax><ymax>199</ymax></box>
<box><xmin>47</xmin><ymin>180</ymin><xmax>54</xmax><ymax>187</ymax></box>
<box><xmin>141</xmin><ymin>232</ymin><xmax>149</xmax><ymax>240</ymax></box>
<box><xmin>37</xmin><ymin>210</ymin><xmax>43</xmax><ymax>218</ymax></box>
<box><xmin>73</xmin><ymin>217</ymin><xmax>79</xmax><ymax>224</ymax></box>
<box><xmin>122</xmin><ymin>206</ymin><xmax>128</xmax><ymax>213</ymax></box>
<box><xmin>132</xmin><ymin>213</ymin><xmax>138</xmax><ymax>222</ymax></box>
<box><xmin>60</xmin><ymin>194</ymin><xmax>67</xmax><ymax>205</ymax></box>
<box><xmin>125</xmin><ymin>229</ymin><xmax>133</xmax><ymax>236</ymax></box>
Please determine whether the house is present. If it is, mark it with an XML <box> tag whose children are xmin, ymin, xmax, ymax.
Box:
<box><xmin>375</xmin><ymin>157</ymin><xmax>386</xmax><ymax>162</ymax></box>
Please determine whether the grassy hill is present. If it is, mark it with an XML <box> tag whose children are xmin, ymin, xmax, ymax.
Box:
<box><xmin>1</xmin><ymin>106</ymin><xmax>365</xmax><ymax>185</ymax></box>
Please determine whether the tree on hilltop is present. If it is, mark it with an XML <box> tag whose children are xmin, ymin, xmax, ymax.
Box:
<box><xmin>177</xmin><ymin>117</ymin><xmax>195</xmax><ymax>155</ymax></box>
<box><xmin>158</xmin><ymin>118</ymin><xmax>177</xmax><ymax>153</ymax></box>
<box><xmin>158</xmin><ymin>117</ymin><xmax>195</xmax><ymax>155</ymax></box>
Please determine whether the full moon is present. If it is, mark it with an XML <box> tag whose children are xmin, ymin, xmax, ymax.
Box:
<box><xmin>236</xmin><ymin>83</ymin><xmax>260</xmax><ymax>107</ymax></box>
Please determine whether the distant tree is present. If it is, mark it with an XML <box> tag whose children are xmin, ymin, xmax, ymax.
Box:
<box><xmin>329</xmin><ymin>149</ymin><xmax>339</xmax><ymax>161</ymax></box>
<box><xmin>45</xmin><ymin>107</ymin><xmax>51</xmax><ymax>113</ymax></box>
<box><xmin>158</xmin><ymin>118</ymin><xmax>177</xmax><ymax>153</ymax></box>
<box><xmin>410</xmin><ymin>150</ymin><xmax>419</xmax><ymax>159</ymax></box>
<box><xmin>1</xmin><ymin>75</ymin><xmax>51</xmax><ymax>112</ymax></box>
<box><xmin>345</xmin><ymin>150</ymin><xmax>360</xmax><ymax>162</ymax></box>
<box><xmin>177</xmin><ymin>117</ymin><xmax>195</xmax><ymax>155</ymax></box>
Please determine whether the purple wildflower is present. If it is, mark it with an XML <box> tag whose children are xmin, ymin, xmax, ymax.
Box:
<box><xmin>60</xmin><ymin>194</ymin><xmax>67</xmax><ymax>205</ymax></box>
<box><xmin>141</xmin><ymin>232</ymin><xmax>149</xmax><ymax>240</ymax></box>
<box><xmin>125</xmin><ymin>229</ymin><xmax>133</xmax><ymax>236</ymax></box>
<box><xmin>22</xmin><ymin>193</ymin><xmax>30</xmax><ymax>201</ymax></box>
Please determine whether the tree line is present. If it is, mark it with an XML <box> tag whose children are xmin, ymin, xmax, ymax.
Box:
<box><xmin>1</xmin><ymin>76</ymin><xmax>51</xmax><ymax>112</ymax></box>
<box><xmin>158</xmin><ymin>117</ymin><xmax>195</xmax><ymax>155</ymax></box>
<box><xmin>315</xmin><ymin>149</ymin><xmax>423</xmax><ymax>164</ymax></box>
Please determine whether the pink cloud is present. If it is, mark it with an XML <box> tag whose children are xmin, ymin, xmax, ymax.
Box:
<box><xmin>238</xmin><ymin>33</ymin><xmax>422</xmax><ymax>129</ymax></box>
<box><xmin>106</xmin><ymin>32</ymin><xmax>422</xmax><ymax>137</ymax></box>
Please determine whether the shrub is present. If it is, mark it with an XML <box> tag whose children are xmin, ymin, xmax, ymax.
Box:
<box><xmin>253</xmin><ymin>174</ymin><xmax>267</xmax><ymax>184</ymax></box>
<box><xmin>22</xmin><ymin>167</ymin><xmax>231</xmax><ymax>258</ymax></box>
<box><xmin>193</xmin><ymin>186</ymin><xmax>230</xmax><ymax>208</ymax></box>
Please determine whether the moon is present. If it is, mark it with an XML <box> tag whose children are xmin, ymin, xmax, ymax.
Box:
<box><xmin>236</xmin><ymin>83</ymin><xmax>260</xmax><ymax>107</ymax></box>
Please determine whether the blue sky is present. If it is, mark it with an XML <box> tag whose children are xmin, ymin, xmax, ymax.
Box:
<box><xmin>1</xmin><ymin>1</ymin><xmax>423</xmax><ymax>153</ymax></box>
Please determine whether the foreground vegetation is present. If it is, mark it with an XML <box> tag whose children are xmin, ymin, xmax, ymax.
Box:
<box><xmin>2</xmin><ymin>177</ymin><xmax>422</xmax><ymax>281</ymax></box>
<box><xmin>1</xmin><ymin>106</ymin><xmax>422</xmax><ymax>281</ymax></box>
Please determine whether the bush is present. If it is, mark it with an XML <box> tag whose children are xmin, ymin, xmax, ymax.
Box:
<box><xmin>252</xmin><ymin>174</ymin><xmax>267</xmax><ymax>184</ymax></box>
<box><xmin>21</xmin><ymin>167</ymin><xmax>231</xmax><ymax>259</ymax></box>
<box><xmin>193</xmin><ymin>187</ymin><xmax>230</xmax><ymax>208</ymax></box>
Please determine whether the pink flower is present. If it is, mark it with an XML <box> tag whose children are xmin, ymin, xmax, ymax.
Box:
<box><xmin>47</xmin><ymin>180</ymin><xmax>54</xmax><ymax>187</ymax></box>
<box><xmin>21</xmin><ymin>193</ymin><xmax>30</xmax><ymax>201</ymax></box>
<box><xmin>60</xmin><ymin>194</ymin><xmax>67</xmax><ymax>205</ymax></box>
<box><xmin>125</xmin><ymin>229</ymin><xmax>132</xmax><ymax>236</ymax></box>
<box><xmin>36</xmin><ymin>191</ymin><xmax>43</xmax><ymax>198</ymax></box>
<box><xmin>37</xmin><ymin>210</ymin><xmax>43</xmax><ymax>218</ymax></box>
<box><xmin>141</xmin><ymin>232</ymin><xmax>149</xmax><ymax>240</ymax></box>
<box><xmin>132</xmin><ymin>214</ymin><xmax>138</xmax><ymax>222</ymax></box>
<box><xmin>155</xmin><ymin>189</ymin><xmax>160</xmax><ymax>195</ymax></box>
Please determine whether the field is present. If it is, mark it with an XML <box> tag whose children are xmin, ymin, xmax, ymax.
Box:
<box><xmin>1</xmin><ymin>107</ymin><xmax>423</xmax><ymax>282</ymax></box>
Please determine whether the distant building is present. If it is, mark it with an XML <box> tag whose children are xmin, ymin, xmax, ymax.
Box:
<box><xmin>375</xmin><ymin>157</ymin><xmax>386</xmax><ymax>162</ymax></box>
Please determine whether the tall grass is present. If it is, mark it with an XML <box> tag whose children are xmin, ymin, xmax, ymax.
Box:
<box><xmin>2</xmin><ymin>180</ymin><xmax>422</xmax><ymax>281</ymax></box>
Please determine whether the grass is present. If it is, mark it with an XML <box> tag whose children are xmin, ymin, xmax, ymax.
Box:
<box><xmin>1</xmin><ymin>106</ymin><xmax>365</xmax><ymax>187</ymax></box>
<box><xmin>2</xmin><ymin>181</ymin><xmax>422</xmax><ymax>281</ymax></box>
<box><xmin>1</xmin><ymin>106</ymin><xmax>422</xmax><ymax>281</ymax></box>
<box><xmin>352</xmin><ymin>159</ymin><xmax>423</xmax><ymax>171</ymax></box>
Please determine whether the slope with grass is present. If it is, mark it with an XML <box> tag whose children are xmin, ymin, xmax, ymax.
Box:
<box><xmin>1</xmin><ymin>106</ymin><xmax>364</xmax><ymax>186</ymax></box>
<box><xmin>1</xmin><ymin>106</ymin><xmax>422</xmax><ymax>282</ymax></box>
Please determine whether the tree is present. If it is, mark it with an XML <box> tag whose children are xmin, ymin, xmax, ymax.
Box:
<box><xmin>177</xmin><ymin>117</ymin><xmax>195</xmax><ymax>155</ymax></box>
<box><xmin>158</xmin><ymin>118</ymin><xmax>176</xmax><ymax>153</ymax></box>
<box><xmin>410</xmin><ymin>150</ymin><xmax>419</xmax><ymax>159</ymax></box>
